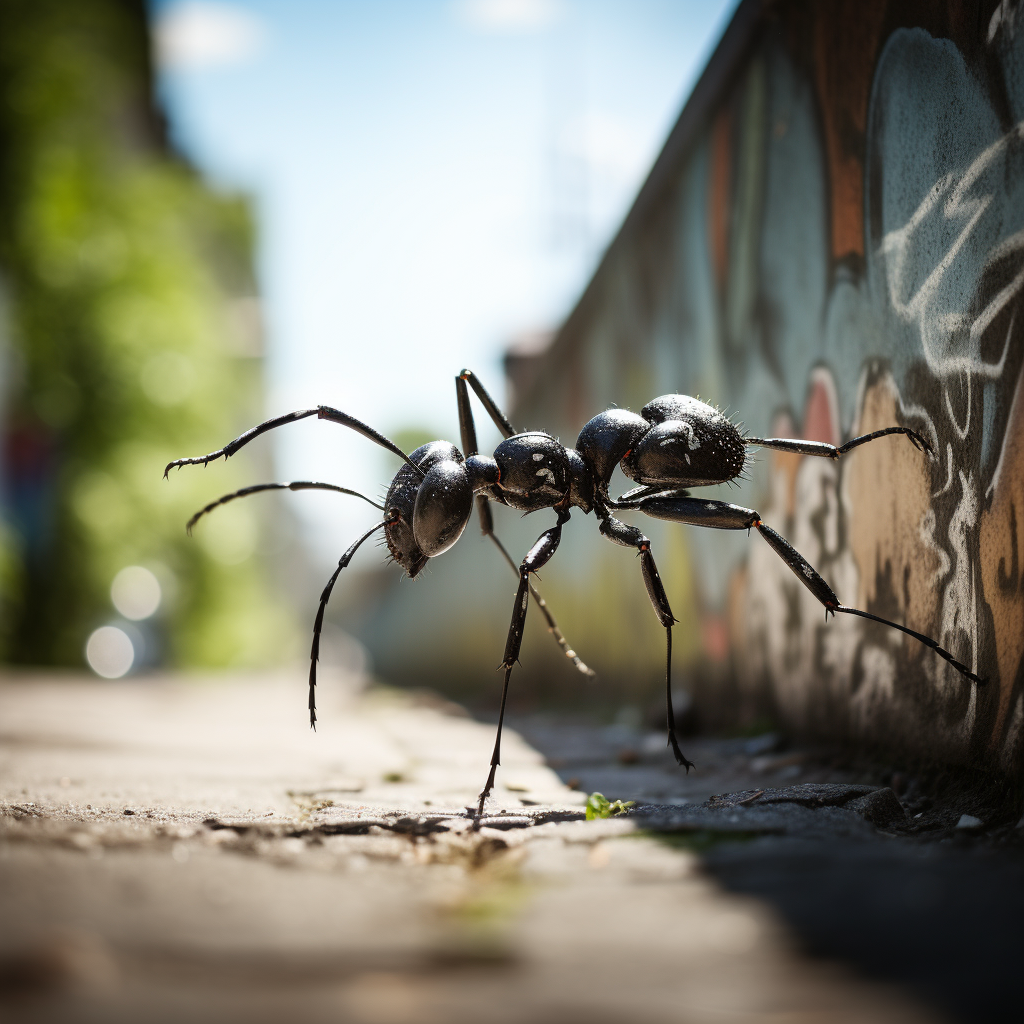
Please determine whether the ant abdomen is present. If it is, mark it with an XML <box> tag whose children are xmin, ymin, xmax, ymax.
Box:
<box><xmin>622</xmin><ymin>416</ymin><xmax>745</xmax><ymax>487</ymax></box>
<box><xmin>618</xmin><ymin>395</ymin><xmax>745</xmax><ymax>488</ymax></box>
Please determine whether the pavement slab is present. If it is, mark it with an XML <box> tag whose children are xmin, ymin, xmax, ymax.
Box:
<box><xmin>0</xmin><ymin>670</ymin><xmax>994</xmax><ymax>1023</ymax></box>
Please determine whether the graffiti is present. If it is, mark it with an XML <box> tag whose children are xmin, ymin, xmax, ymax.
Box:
<box><xmin>700</xmin><ymin>14</ymin><xmax>1021</xmax><ymax>765</ymax></box>
<box><xmin>981</xmin><ymin>359</ymin><xmax>1024</xmax><ymax>760</ymax></box>
<box><xmin>861</xmin><ymin>23</ymin><xmax>1024</xmax><ymax>757</ymax></box>
<box><xmin>586</xmin><ymin>3</ymin><xmax>1022</xmax><ymax>767</ymax></box>
<box><xmin>364</xmin><ymin>1</ymin><xmax>1024</xmax><ymax>772</ymax></box>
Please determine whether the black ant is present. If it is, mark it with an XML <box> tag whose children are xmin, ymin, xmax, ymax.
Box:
<box><xmin>165</xmin><ymin>369</ymin><xmax>984</xmax><ymax>816</ymax></box>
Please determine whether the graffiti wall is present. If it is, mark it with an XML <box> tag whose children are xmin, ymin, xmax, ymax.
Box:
<box><xmin>358</xmin><ymin>0</ymin><xmax>1023</xmax><ymax>774</ymax></box>
<box><xmin>500</xmin><ymin>0</ymin><xmax>1024</xmax><ymax>771</ymax></box>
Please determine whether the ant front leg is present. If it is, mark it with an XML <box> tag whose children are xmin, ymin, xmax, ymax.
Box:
<box><xmin>308</xmin><ymin>516</ymin><xmax>395</xmax><ymax>729</ymax></box>
<box><xmin>480</xmin><ymin>511</ymin><xmax>595</xmax><ymax>677</ymax></box>
<box><xmin>597</xmin><ymin>513</ymin><xmax>694</xmax><ymax>771</ymax></box>
<box><xmin>640</xmin><ymin>494</ymin><xmax>984</xmax><ymax>684</ymax></box>
<box><xmin>476</xmin><ymin>508</ymin><xmax>571</xmax><ymax>819</ymax></box>
<box><xmin>164</xmin><ymin>406</ymin><xmax>422</xmax><ymax>477</ymax></box>
<box><xmin>456</xmin><ymin>369</ymin><xmax>514</xmax><ymax>542</ymax></box>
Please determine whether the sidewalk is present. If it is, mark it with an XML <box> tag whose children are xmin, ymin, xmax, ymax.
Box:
<box><xmin>0</xmin><ymin>670</ymin><xmax>954</xmax><ymax>1023</ymax></box>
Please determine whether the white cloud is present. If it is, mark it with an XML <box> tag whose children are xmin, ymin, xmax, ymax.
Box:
<box><xmin>154</xmin><ymin>2</ymin><xmax>266</xmax><ymax>71</ymax></box>
<box><xmin>455</xmin><ymin>0</ymin><xmax>563</xmax><ymax>33</ymax></box>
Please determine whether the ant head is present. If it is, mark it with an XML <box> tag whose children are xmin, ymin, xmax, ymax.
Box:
<box><xmin>384</xmin><ymin>441</ymin><xmax>473</xmax><ymax>577</ymax></box>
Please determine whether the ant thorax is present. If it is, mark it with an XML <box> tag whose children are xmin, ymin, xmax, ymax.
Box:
<box><xmin>491</xmin><ymin>432</ymin><xmax>570</xmax><ymax>512</ymax></box>
<box><xmin>489</xmin><ymin>432</ymin><xmax>593</xmax><ymax>514</ymax></box>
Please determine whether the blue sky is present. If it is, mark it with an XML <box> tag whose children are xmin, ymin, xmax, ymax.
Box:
<box><xmin>151</xmin><ymin>0</ymin><xmax>737</xmax><ymax>562</ymax></box>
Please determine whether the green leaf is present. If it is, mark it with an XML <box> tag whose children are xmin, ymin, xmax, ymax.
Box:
<box><xmin>585</xmin><ymin>792</ymin><xmax>611</xmax><ymax>820</ymax></box>
<box><xmin>585</xmin><ymin>792</ymin><xmax>635</xmax><ymax>820</ymax></box>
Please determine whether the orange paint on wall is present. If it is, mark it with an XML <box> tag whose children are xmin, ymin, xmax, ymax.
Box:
<box><xmin>708</xmin><ymin>104</ymin><xmax>732</xmax><ymax>295</ymax></box>
<box><xmin>846</xmin><ymin>378</ymin><xmax>941</xmax><ymax>644</ymax></box>
<box><xmin>813</xmin><ymin>0</ymin><xmax>887</xmax><ymax>262</ymax></box>
<box><xmin>803</xmin><ymin>372</ymin><xmax>840</xmax><ymax>447</ymax></box>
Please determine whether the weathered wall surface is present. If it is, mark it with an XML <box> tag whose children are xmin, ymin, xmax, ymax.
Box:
<box><xmin>512</xmin><ymin>0</ymin><xmax>1024</xmax><ymax>771</ymax></box>
<box><xmin>361</xmin><ymin>0</ymin><xmax>1024</xmax><ymax>776</ymax></box>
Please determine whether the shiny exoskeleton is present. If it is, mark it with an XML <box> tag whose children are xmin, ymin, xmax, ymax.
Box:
<box><xmin>166</xmin><ymin>370</ymin><xmax>984</xmax><ymax>818</ymax></box>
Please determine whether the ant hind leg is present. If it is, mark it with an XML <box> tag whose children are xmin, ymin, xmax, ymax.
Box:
<box><xmin>597</xmin><ymin>514</ymin><xmax>694</xmax><ymax>771</ymax></box>
<box><xmin>746</xmin><ymin>426</ymin><xmax>932</xmax><ymax>461</ymax></box>
<box><xmin>639</xmin><ymin>493</ymin><xmax>984</xmax><ymax>684</ymax></box>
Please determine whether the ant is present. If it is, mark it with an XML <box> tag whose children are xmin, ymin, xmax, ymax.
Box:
<box><xmin>166</xmin><ymin>369</ymin><xmax>984</xmax><ymax>816</ymax></box>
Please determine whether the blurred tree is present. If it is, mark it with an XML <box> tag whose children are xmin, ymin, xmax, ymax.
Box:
<box><xmin>0</xmin><ymin>0</ymin><xmax>296</xmax><ymax>667</ymax></box>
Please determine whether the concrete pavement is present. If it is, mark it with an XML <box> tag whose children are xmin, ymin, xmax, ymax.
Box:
<box><xmin>1</xmin><ymin>669</ymin><xmax>952</xmax><ymax>1023</ymax></box>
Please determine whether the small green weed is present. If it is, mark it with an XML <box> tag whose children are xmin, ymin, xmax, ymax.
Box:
<box><xmin>585</xmin><ymin>792</ymin><xmax>635</xmax><ymax>820</ymax></box>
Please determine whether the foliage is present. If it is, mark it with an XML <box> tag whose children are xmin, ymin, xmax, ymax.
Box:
<box><xmin>390</xmin><ymin>426</ymin><xmax>446</xmax><ymax>458</ymax></box>
<box><xmin>0</xmin><ymin>0</ymin><xmax>295</xmax><ymax>666</ymax></box>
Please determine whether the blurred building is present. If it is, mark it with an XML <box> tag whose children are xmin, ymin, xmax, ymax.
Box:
<box><xmin>0</xmin><ymin>0</ymin><xmax>296</xmax><ymax>669</ymax></box>
<box><xmin>503</xmin><ymin>329</ymin><xmax>555</xmax><ymax>415</ymax></box>
<box><xmin>358</xmin><ymin>0</ymin><xmax>1024</xmax><ymax>779</ymax></box>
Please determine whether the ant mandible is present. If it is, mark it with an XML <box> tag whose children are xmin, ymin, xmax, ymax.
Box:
<box><xmin>165</xmin><ymin>369</ymin><xmax>984</xmax><ymax>816</ymax></box>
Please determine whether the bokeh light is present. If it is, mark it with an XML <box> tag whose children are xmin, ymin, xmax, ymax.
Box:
<box><xmin>111</xmin><ymin>566</ymin><xmax>163</xmax><ymax>620</ymax></box>
<box><xmin>85</xmin><ymin>626</ymin><xmax>136</xmax><ymax>678</ymax></box>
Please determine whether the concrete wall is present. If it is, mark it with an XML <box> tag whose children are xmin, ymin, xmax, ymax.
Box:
<box><xmin>360</xmin><ymin>0</ymin><xmax>1024</xmax><ymax>775</ymax></box>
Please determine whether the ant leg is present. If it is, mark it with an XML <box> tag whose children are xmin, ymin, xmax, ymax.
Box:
<box><xmin>746</xmin><ymin>426</ymin><xmax>932</xmax><ymax>461</ymax></box>
<box><xmin>477</xmin><ymin>509</ymin><xmax>571</xmax><ymax>818</ymax></box>
<box><xmin>185</xmin><ymin>481</ymin><xmax>385</xmax><ymax>534</ymax></box>
<box><xmin>598</xmin><ymin>515</ymin><xmax>694</xmax><ymax>770</ymax></box>
<box><xmin>607</xmin><ymin>484</ymin><xmax>679</xmax><ymax>510</ymax></box>
<box><xmin>164</xmin><ymin>406</ymin><xmax>422</xmax><ymax>477</ymax></box>
<box><xmin>455</xmin><ymin>373</ymin><xmax>505</xmax><ymax>535</ymax></box>
<box><xmin>486</xmin><ymin>523</ymin><xmax>594</xmax><ymax>677</ymax></box>
<box><xmin>308</xmin><ymin>518</ymin><xmax>394</xmax><ymax>729</ymax></box>
<box><xmin>455</xmin><ymin>372</ymin><xmax>592</xmax><ymax>674</ymax></box>
<box><xmin>455</xmin><ymin>373</ymin><xmax>509</xmax><ymax>538</ymax></box>
<box><xmin>457</xmin><ymin>369</ymin><xmax>516</xmax><ymax>439</ymax></box>
<box><xmin>640</xmin><ymin>494</ymin><xmax>985</xmax><ymax>684</ymax></box>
